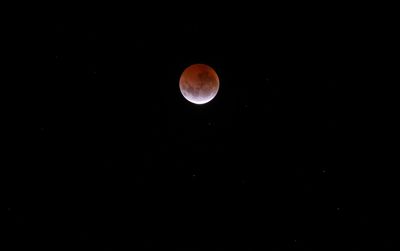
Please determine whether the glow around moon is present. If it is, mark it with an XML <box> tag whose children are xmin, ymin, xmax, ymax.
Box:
<box><xmin>179</xmin><ymin>64</ymin><xmax>220</xmax><ymax>105</ymax></box>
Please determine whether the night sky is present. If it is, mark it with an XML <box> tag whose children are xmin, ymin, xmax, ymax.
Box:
<box><xmin>6</xmin><ymin>6</ymin><xmax>394</xmax><ymax>250</ymax></box>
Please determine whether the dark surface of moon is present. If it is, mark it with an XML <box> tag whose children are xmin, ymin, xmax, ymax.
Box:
<box><xmin>179</xmin><ymin>64</ymin><xmax>219</xmax><ymax>104</ymax></box>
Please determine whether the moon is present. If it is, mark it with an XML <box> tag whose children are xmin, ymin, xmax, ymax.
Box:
<box><xmin>179</xmin><ymin>64</ymin><xmax>220</xmax><ymax>105</ymax></box>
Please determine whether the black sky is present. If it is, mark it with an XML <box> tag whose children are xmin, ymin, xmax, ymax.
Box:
<box><xmin>6</xmin><ymin>5</ymin><xmax>395</xmax><ymax>251</ymax></box>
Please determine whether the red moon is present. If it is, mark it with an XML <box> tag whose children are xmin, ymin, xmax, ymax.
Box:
<box><xmin>179</xmin><ymin>64</ymin><xmax>220</xmax><ymax>104</ymax></box>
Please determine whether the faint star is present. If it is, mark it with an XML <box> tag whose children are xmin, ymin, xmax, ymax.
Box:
<box><xmin>322</xmin><ymin>169</ymin><xmax>327</xmax><ymax>174</ymax></box>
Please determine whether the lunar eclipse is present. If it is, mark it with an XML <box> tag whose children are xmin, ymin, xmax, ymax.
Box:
<box><xmin>179</xmin><ymin>64</ymin><xmax>220</xmax><ymax>104</ymax></box>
